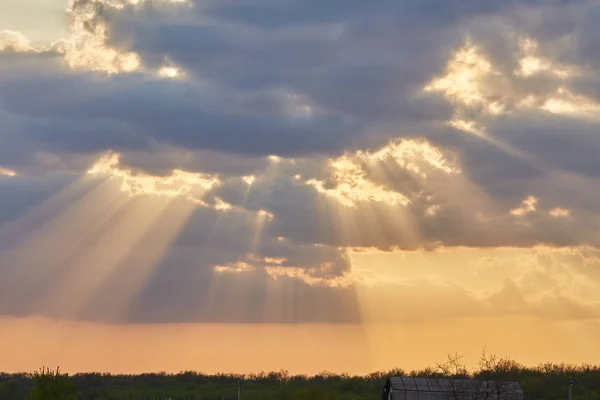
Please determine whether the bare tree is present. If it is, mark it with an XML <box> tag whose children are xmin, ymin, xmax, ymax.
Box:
<box><xmin>436</xmin><ymin>350</ymin><xmax>519</xmax><ymax>400</ymax></box>
<box><xmin>437</xmin><ymin>352</ymin><xmax>471</xmax><ymax>378</ymax></box>
<box><xmin>477</xmin><ymin>348</ymin><xmax>522</xmax><ymax>400</ymax></box>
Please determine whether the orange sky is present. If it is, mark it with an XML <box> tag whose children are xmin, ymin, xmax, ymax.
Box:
<box><xmin>2</xmin><ymin>315</ymin><xmax>600</xmax><ymax>375</ymax></box>
<box><xmin>2</xmin><ymin>0</ymin><xmax>600</xmax><ymax>377</ymax></box>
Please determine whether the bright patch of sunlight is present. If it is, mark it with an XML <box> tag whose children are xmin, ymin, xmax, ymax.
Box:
<box><xmin>243</xmin><ymin>175</ymin><xmax>256</xmax><ymax>186</ymax></box>
<box><xmin>366</xmin><ymin>139</ymin><xmax>459</xmax><ymax>177</ymax></box>
<box><xmin>50</xmin><ymin>0</ymin><xmax>141</xmax><ymax>74</ymax></box>
<box><xmin>510</xmin><ymin>196</ymin><xmax>538</xmax><ymax>216</ymax></box>
<box><xmin>264</xmin><ymin>257</ymin><xmax>287</xmax><ymax>265</ymax></box>
<box><xmin>515</xmin><ymin>38</ymin><xmax>577</xmax><ymax>79</ymax></box>
<box><xmin>3</xmin><ymin>0</ymin><xmax>191</xmax><ymax>73</ymax></box>
<box><xmin>541</xmin><ymin>88</ymin><xmax>600</xmax><ymax>118</ymax></box>
<box><xmin>0</xmin><ymin>30</ymin><xmax>37</xmax><ymax>52</ymax></box>
<box><xmin>87</xmin><ymin>151</ymin><xmax>220</xmax><ymax>204</ymax></box>
<box><xmin>307</xmin><ymin>157</ymin><xmax>409</xmax><ymax>208</ymax></box>
<box><xmin>214</xmin><ymin>262</ymin><xmax>256</xmax><ymax>273</ymax></box>
<box><xmin>424</xmin><ymin>35</ymin><xmax>599</xmax><ymax>176</ymax></box>
<box><xmin>549</xmin><ymin>207</ymin><xmax>570</xmax><ymax>218</ymax></box>
<box><xmin>157</xmin><ymin>66</ymin><xmax>182</xmax><ymax>79</ymax></box>
<box><xmin>214</xmin><ymin>254</ymin><xmax>355</xmax><ymax>287</ymax></box>
<box><xmin>426</xmin><ymin>35</ymin><xmax>593</xmax><ymax>141</ymax></box>
<box><xmin>268</xmin><ymin>155</ymin><xmax>282</xmax><ymax>164</ymax></box>
<box><xmin>0</xmin><ymin>166</ymin><xmax>17</xmax><ymax>177</ymax></box>
<box><xmin>213</xmin><ymin>197</ymin><xmax>233</xmax><ymax>211</ymax></box>
<box><xmin>265</xmin><ymin>265</ymin><xmax>355</xmax><ymax>287</ymax></box>
<box><xmin>424</xmin><ymin>38</ymin><xmax>504</xmax><ymax>116</ymax></box>
<box><xmin>306</xmin><ymin>139</ymin><xmax>458</xmax><ymax>208</ymax></box>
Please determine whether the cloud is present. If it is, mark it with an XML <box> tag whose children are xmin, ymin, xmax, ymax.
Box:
<box><xmin>0</xmin><ymin>167</ymin><xmax>16</xmax><ymax>177</ymax></box>
<box><xmin>1</xmin><ymin>0</ymin><xmax>600</xmax><ymax>325</ymax></box>
<box><xmin>549</xmin><ymin>207</ymin><xmax>570</xmax><ymax>218</ymax></box>
<box><xmin>87</xmin><ymin>151</ymin><xmax>220</xmax><ymax>203</ymax></box>
<box><xmin>0</xmin><ymin>30</ymin><xmax>38</xmax><ymax>52</ymax></box>
<box><xmin>510</xmin><ymin>196</ymin><xmax>538</xmax><ymax>216</ymax></box>
<box><xmin>2</xmin><ymin>0</ymin><xmax>596</xmax><ymax>163</ymax></box>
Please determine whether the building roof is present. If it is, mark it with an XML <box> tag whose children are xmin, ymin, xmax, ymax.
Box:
<box><xmin>387</xmin><ymin>377</ymin><xmax>524</xmax><ymax>395</ymax></box>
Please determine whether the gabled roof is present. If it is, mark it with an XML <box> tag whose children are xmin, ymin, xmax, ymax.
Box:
<box><xmin>387</xmin><ymin>377</ymin><xmax>524</xmax><ymax>395</ymax></box>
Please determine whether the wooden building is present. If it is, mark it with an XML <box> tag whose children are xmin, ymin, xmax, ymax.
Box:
<box><xmin>383</xmin><ymin>377</ymin><xmax>525</xmax><ymax>400</ymax></box>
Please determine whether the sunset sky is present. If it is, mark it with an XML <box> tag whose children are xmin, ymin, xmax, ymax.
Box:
<box><xmin>2</xmin><ymin>0</ymin><xmax>600</xmax><ymax>375</ymax></box>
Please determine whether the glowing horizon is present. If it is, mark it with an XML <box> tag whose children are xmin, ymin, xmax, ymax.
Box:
<box><xmin>2</xmin><ymin>0</ymin><xmax>600</xmax><ymax>375</ymax></box>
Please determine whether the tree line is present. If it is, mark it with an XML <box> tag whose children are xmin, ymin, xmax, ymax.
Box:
<box><xmin>1</xmin><ymin>351</ymin><xmax>599</xmax><ymax>400</ymax></box>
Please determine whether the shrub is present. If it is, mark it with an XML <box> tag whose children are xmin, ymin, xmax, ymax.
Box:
<box><xmin>27</xmin><ymin>367</ymin><xmax>78</xmax><ymax>400</ymax></box>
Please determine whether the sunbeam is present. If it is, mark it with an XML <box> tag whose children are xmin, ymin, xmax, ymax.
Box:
<box><xmin>0</xmin><ymin>151</ymin><xmax>231</xmax><ymax>321</ymax></box>
<box><xmin>251</xmin><ymin>210</ymin><xmax>274</xmax><ymax>255</ymax></box>
<box><xmin>106</xmin><ymin>198</ymin><xmax>197</xmax><ymax>321</ymax></box>
<box><xmin>0</xmin><ymin>176</ymin><xmax>103</xmax><ymax>246</ymax></box>
<box><xmin>2</xmin><ymin>178</ymin><xmax>129</xmax><ymax>304</ymax></box>
<box><xmin>36</xmin><ymin>195</ymin><xmax>174</xmax><ymax>319</ymax></box>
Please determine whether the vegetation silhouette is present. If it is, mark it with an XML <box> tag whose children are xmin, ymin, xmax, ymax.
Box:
<box><xmin>1</xmin><ymin>351</ymin><xmax>599</xmax><ymax>400</ymax></box>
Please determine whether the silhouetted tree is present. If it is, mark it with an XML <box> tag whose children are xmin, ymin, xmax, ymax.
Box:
<box><xmin>27</xmin><ymin>367</ymin><xmax>78</xmax><ymax>400</ymax></box>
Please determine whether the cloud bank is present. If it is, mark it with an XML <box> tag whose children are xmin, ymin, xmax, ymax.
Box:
<box><xmin>1</xmin><ymin>0</ymin><xmax>600</xmax><ymax>324</ymax></box>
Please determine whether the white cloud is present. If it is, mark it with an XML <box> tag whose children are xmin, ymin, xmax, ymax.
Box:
<box><xmin>0</xmin><ymin>30</ymin><xmax>37</xmax><ymax>52</ymax></box>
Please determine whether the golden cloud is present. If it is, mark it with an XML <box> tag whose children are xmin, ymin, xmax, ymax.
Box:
<box><xmin>306</xmin><ymin>156</ymin><xmax>411</xmax><ymax>208</ymax></box>
<box><xmin>549</xmin><ymin>207</ymin><xmax>571</xmax><ymax>218</ymax></box>
<box><xmin>214</xmin><ymin>253</ymin><xmax>355</xmax><ymax>288</ymax></box>
<box><xmin>157</xmin><ymin>65</ymin><xmax>184</xmax><ymax>79</ymax></box>
<box><xmin>510</xmin><ymin>196</ymin><xmax>538</xmax><ymax>216</ymax></box>
<box><xmin>306</xmin><ymin>139</ymin><xmax>458</xmax><ymax>208</ymax></box>
<box><xmin>87</xmin><ymin>151</ymin><xmax>220</xmax><ymax>204</ymax></box>
<box><xmin>264</xmin><ymin>265</ymin><xmax>356</xmax><ymax>288</ymax></box>
<box><xmin>426</xmin><ymin>36</ymin><xmax>600</xmax><ymax>136</ymax></box>
<box><xmin>214</xmin><ymin>262</ymin><xmax>256</xmax><ymax>273</ymax></box>
<box><xmin>54</xmin><ymin>0</ymin><xmax>141</xmax><ymax>74</ymax></box>
<box><xmin>515</xmin><ymin>37</ymin><xmax>578</xmax><ymax>79</ymax></box>
<box><xmin>0</xmin><ymin>167</ymin><xmax>17</xmax><ymax>177</ymax></box>
<box><xmin>0</xmin><ymin>30</ymin><xmax>38</xmax><ymax>53</ymax></box>
<box><xmin>425</xmin><ymin>37</ymin><xmax>506</xmax><ymax>116</ymax></box>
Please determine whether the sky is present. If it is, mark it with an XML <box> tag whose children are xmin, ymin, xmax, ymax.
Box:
<box><xmin>1</xmin><ymin>0</ymin><xmax>600</xmax><ymax>375</ymax></box>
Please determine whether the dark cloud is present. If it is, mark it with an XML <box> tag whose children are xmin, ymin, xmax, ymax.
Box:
<box><xmin>1</xmin><ymin>0</ymin><xmax>600</xmax><ymax>324</ymax></box>
<box><xmin>576</xmin><ymin>4</ymin><xmax>600</xmax><ymax>68</ymax></box>
<box><xmin>0</xmin><ymin>0</ymin><xmax>594</xmax><ymax>162</ymax></box>
<box><xmin>0</xmin><ymin>65</ymin><xmax>367</xmax><ymax>158</ymax></box>
<box><xmin>487</xmin><ymin>114</ymin><xmax>600</xmax><ymax>179</ymax></box>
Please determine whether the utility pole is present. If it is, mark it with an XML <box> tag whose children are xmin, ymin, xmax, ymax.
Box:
<box><xmin>568</xmin><ymin>377</ymin><xmax>574</xmax><ymax>400</ymax></box>
<box><xmin>237</xmin><ymin>378</ymin><xmax>242</xmax><ymax>400</ymax></box>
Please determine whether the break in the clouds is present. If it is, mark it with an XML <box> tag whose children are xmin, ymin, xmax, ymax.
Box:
<box><xmin>1</xmin><ymin>0</ymin><xmax>600</xmax><ymax>324</ymax></box>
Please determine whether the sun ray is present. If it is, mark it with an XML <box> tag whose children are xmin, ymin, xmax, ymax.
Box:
<box><xmin>4</xmin><ymin>179</ymin><xmax>128</xmax><ymax>298</ymax></box>
<box><xmin>430</xmin><ymin>34</ymin><xmax>600</xmax><ymax>175</ymax></box>
<box><xmin>37</xmin><ymin>195</ymin><xmax>174</xmax><ymax>318</ymax></box>
<box><xmin>105</xmin><ymin>198</ymin><xmax>197</xmax><ymax>321</ymax></box>
<box><xmin>0</xmin><ymin>150</ymin><xmax>232</xmax><ymax>320</ymax></box>
<box><xmin>0</xmin><ymin>177</ymin><xmax>102</xmax><ymax>245</ymax></box>
<box><xmin>199</xmin><ymin>266</ymin><xmax>224</xmax><ymax>322</ymax></box>
<box><xmin>251</xmin><ymin>210</ymin><xmax>274</xmax><ymax>254</ymax></box>
<box><xmin>241</xmin><ymin>175</ymin><xmax>256</xmax><ymax>207</ymax></box>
